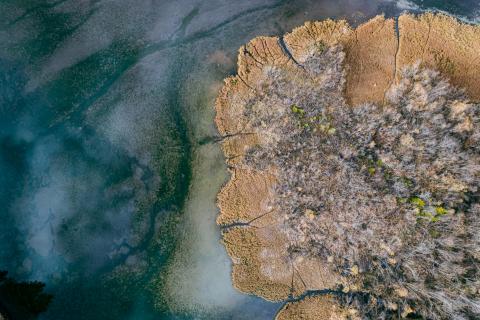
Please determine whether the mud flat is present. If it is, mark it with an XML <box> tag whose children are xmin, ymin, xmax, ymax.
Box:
<box><xmin>215</xmin><ymin>13</ymin><xmax>480</xmax><ymax>319</ymax></box>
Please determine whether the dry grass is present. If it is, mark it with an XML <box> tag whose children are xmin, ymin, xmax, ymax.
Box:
<box><xmin>239</xmin><ymin>44</ymin><xmax>480</xmax><ymax>319</ymax></box>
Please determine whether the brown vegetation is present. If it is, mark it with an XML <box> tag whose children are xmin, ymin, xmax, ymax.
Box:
<box><xmin>216</xmin><ymin>13</ymin><xmax>480</xmax><ymax>319</ymax></box>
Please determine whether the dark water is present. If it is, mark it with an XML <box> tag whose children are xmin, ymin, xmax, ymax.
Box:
<box><xmin>0</xmin><ymin>0</ymin><xmax>477</xmax><ymax>319</ymax></box>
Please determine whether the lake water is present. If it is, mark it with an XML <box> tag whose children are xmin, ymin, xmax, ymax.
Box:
<box><xmin>0</xmin><ymin>0</ymin><xmax>477</xmax><ymax>319</ymax></box>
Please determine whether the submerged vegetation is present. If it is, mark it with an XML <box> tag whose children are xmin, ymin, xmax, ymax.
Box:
<box><xmin>242</xmin><ymin>44</ymin><xmax>480</xmax><ymax>319</ymax></box>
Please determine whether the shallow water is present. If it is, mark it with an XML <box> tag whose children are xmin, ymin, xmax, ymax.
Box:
<box><xmin>0</xmin><ymin>0</ymin><xmax>478</xmax><ymax>319</ymax></box>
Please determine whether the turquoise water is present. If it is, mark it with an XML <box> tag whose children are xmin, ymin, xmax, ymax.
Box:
<box><xmin>0</xmin><ymin>1</ymin><xmax>477</xmax><ymax>319</ymax></box>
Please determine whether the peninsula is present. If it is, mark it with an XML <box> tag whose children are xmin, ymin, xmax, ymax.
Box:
<box><xmin>215</xmin><ymin>13</ymin><xmax>480</xmax><ymax>319</ymax></box>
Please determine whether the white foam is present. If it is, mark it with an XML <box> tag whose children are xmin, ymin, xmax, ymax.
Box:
<box><xmin>383</xmin><ymin>0</ymin><xmax>480</xmax><ymax>25</ymax></box>
<box><xmin>395</xmin><ymin>0</ymin><xmax>420</xmax><ymax>10</ymax></box>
